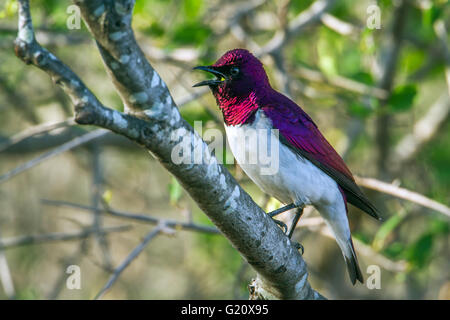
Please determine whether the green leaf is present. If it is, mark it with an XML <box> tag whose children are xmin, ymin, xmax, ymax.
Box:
<box><xmin>402</xmin><ymin>219</ymin><xmax>448</xmax><ymax>269</ymax></box>
<box><xmin>143</xmin><ymin>22</ymin><xmax>165</xmax><ymax>37</ymax></box>
<box><xmin>172</xmin><ymin>22</ymin><xmax>211</xmax><ymax>46</ymax></box>
<box><xmin>372</xmin><ymin>214</ymin><xmax>405</xmax><ymax>251</ymax></box>
<box><xmin>16</xmin><ymin>287</ymin><xmax>41</xmax><ymax>300</ymax></box>
<box><xmin>0</xmin><ymin>0</ymin><xmax>17</xmax><ymax>19</ymax></box>
<box><xmin>404</xmin><ymin>233</ymin><xmax>434</xmax><ymax>268</ymax></box>
<box><xmin>317</xmin><ymin>28</ymin><xmax>339</xmax><ymax>76</ymax></box>
<box><xmin>102</xmin><ymin>189</ymin><xmax>113</xmax><ymax>206</ymax></box>
<box><xmin>348</xmin><ymin>102</ymin><xmax>373</xmax><ymax>118</ymax></box>
<box><xmin>402</xmin><ymin>49</ymin><xmax>425</xmax><ymax>74</ymax></box>
<box><xmin>288</xmin><ymin>0</ymin><xmax>315</xmax><ymax>16</ymax></box>
<box><xmin>168</xmin><ymin>177</ymin><xmax>183</xmax><ymax>205</ymax></box>
<box><xmin>388</xmin><ymin>84</ymin><xmax>417</xmax><ymax>112</ymax></box>
<box><xmin>429</xmin><ymin>219</ymin><xmax>450</xmax><ymax>235</ymax></box>
<box><xmin>183</xmin><ymin>0</ymin><xmax>203</xmax><ymax>20</ymax></box>
<box><xmin>384</xmin><ymin>242</ymin><xmax>405</xmax><ymax>259</ymax></box>
<box><xmin>350</xmin><ymin>71</ymin><xmax>374</xmax><ymax>85</ymax></box>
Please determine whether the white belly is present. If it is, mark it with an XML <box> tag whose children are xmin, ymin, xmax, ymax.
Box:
<box><xmin>225</xmin><ymin>109</ymin><xmax>354</xmax><ymax>266</ymax></box>
<box><xmin>225</xmin><ymin>109</ymin><xmax>342</xmax><ymax>208</ymax></box>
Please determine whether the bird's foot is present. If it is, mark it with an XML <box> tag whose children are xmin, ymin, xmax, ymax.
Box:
<box><xmin>272</xmin><ymin>219</ymin><xmax>288</xmax><ymax>234</ymax></box>
<box><xmin>292</xmin><ymin>241</ymin><xmax>304</xmax><ymax>254</ymax></box>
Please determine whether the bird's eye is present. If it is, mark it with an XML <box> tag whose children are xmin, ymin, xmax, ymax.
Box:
<box><xmin>230</xmin><ymin>66</ymin><xmax>239</xmax><ymax>76</ymax></box>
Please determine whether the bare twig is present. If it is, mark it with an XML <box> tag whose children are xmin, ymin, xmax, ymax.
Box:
<box><xmin>258</xmin><ymin>0</ymin><xmax>337</xmax><ymax>56</ymax></box>
<box><xmin>94</xmin><ymin>224</ymin><xmax>164</xmax><ymax>300</ymax></box>
<box><xmin>295</xmin><ymin>66</ymin><xmax>389</xmax><ymax>99</ymax></box>
<box><xmin>320</xmin><ymin>13</ymin><xmax>361</xmax><ymax>36</ymax></box>
<box><xmin>0</xmin><ymin>25</ymin><xmax>89</xmax><ymax>47</ymax></box>
<box><xmin>392</xmin><ymin>94</ymin><xmax>450</xmax><ymax>166</ymax></box>
<box><xmin>0</xmin><ymin>129</ymin><xmax>107</xmax><ymax>184</ymax></box>
<box><xmin>0</xmin><ymin>118</ymin><xmax>76</xmax><ymax>152</ymax></box>
<box><xmin>90</xmin><ymin>144</ymin><xmax>113</xmax><ymax>270</ymax></box>
<box><xmin>375</xmin><ymin>0</ymin><xmax>410</xmax><ymax>177</ymax></box>
<box><xmin>355</xmin><ymin>176</ymin><xmax>450</xmax><ymax>218</ymax></box>
<box><xmin>0</xmin><ymin>128</ymin><xmax>136</xmax><ymax>155</ymax></box>
<box><xmin>47</xmin><ymin>239</ymin><xmax>89</xmax><ymax>299</ymax></box>
<box><xmin>41</xmin><ymin>199</ymin><xmax>220</xmax><ymax>235</ymax></box>
<box><xmin>0</xmin><ymin>225</ymin><xmax>132</xmax><ymax>250</ymax></box>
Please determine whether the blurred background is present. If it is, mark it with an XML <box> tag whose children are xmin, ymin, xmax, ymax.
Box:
<box><xmin>0</xmin><ymin>0</ymin><xmax>449</xmax><ymax>299</ymax></box>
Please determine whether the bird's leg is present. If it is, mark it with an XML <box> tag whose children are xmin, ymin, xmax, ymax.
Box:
<box><xmin>288</xmin><ymin>207</ymin><xmax>304</xmax><ymax>238</ymax></box>
<box><xmin>267</xmin><ymin>203</ymin><xmax>296</xmax><ymax>218</ymax></box>
<box><xmin>266</xmin><ymin>203</ymin><xmax>305</xmax><ymax>253</ymax></box>
<box><xmin>267</xmin><ymin>203</ymin><xmax>296</xmax><ymax>234</ymax></box>
<box><xmin>288</xmin><ymin>207</ymin><xmax>305</xmax><ymax>254</ymax></box>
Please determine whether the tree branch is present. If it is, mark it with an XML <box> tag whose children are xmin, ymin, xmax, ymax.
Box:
<box><xmin>0</xmin><ymin>129</ymin><xmax>107</xmax><ymax>184</ymax></box>
<box><xmin>258</xmin><ymin>0</ymin><xmax>337</xmax><ymax>56</ymax></box>
<box><xmin>374</xmin><ymin>0</ymin><xmax>410</xmax><ymax>177</ymax></box>
<box><xmin>0</xmin><ymin>225</ymin><xmax>132</xmax><ymax>250</ymax></box>
<box><xmin>355</xmin><ymin>176</ymin><xmax>450</xmax><ymax>218</ymax></box>
<box><xmin>94</xmin><ymin>224</ymin><xmax>164</xmax><ymax>300</ymax></box>
<box><xmin>0</xmin><ymin>118</ymin><xmax>76</xmax><ymax>153</ymax></box>
<box><xmin>41</xmin><ymin>199</ymin><xmax>221</xmax><ymax>235</ymax></box>
<box><xmin>14</xmin><ymin>0</ymin><xmax>323</xmax><ymax>299</ymax></box>
<box><xmin>391</xmin><ymin>94</ymin><xmax>450</xmax><ymax>167</ymax></box>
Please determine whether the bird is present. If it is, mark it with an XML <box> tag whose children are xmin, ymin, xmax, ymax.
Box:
<box><xmin>193</xmin><ymin>48</ymin><xmax>381</xmax><ymax>285</ymax></box>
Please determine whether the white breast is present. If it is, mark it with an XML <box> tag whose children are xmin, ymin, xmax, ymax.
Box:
<box><xmin>225</xmin><ymin>109</ymin><xmax>342</xmax><ymax>208</ymax></box>
<box><xmin>226</xmin><ymin>109</ymin><xmax>355</xmax><ymax>268</ymax></box>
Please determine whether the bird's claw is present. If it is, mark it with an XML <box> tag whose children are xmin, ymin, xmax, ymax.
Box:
<box><xmin>292</xmin><ymin>241</ymin><xmax>304</xmax><ymax>254</ymax></box>
<box><xmin>273</xmin><ymin>219</ymin><xmax>288</xmax><ymax>234</ymax></box>
<box><xmin>270</xmin><ymin>216</ymin><xmax>304</xmax><ymax>254</ymax></box>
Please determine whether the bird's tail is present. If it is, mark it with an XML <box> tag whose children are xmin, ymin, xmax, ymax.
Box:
<box><xmin>321</xmin><ymin>203</ymin><xmax>364</xmax><ymax>285</ymax></box>
<box><xmin>343</xmin><ymin>237</ymin><xmax>363</xmax><ymax>285</ymax></box>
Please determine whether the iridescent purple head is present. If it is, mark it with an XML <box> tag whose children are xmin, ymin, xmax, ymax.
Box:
<box><xmin>193</xmin><ymin>49</ymin><xmax>270</xmax><ymax>103</ymax></box>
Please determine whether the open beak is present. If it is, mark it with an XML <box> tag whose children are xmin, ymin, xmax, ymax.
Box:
<box><xmin>192</xmin><ymin>66</ymin><xmax>227</xmax><ymax>87</ymax></box>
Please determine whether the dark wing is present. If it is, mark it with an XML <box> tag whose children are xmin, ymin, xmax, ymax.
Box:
<box><xmin>262</xmin><ymin>93</ymin><xmax>381</xmax><ymax>220</ymax></box>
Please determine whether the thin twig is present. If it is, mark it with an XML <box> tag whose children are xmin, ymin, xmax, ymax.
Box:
<box><xmin>41</xmin><ymin>199</ymin><xmax>220</xmax><ymax>235</ymax></box>
<box><xmin>0</xmin><ymin>118</ymin><xmax>76</xmax><ymax>152</ymax></box>
<box><xmin>258</xmin><ymin>0</ymin><xmax>337</xmax><ymax>56</ymax></box>
<box><xmin>355</xmin><ymin>176</ymin><xmax>450</xmax><ymax>218</ymax></box>
<box><xmin>0</xmin><ymin>129</ymin><xmax>107</xmax><ymax>184</ymax></box>
<box><xmin>392</xmin><ymin>94</ymin><xmax>450</xmax><ymax>165</ymax></box>
<box><xmin>0</xmin><ymin>225</ymin><xmax>132</xmax><ymax>250</ymax></box>
<box><xmin>90</xmin><ymin>144</ymin><xmax>113</xmax><ymax>270</ymax></box>
<box><xmin>374</xmin><ymin>0</ymin><xmax>410</xmax><ymax>176</ymax></box>
<box><xmin>47</xmin><ymin>239</ymin><xmax>89</xmax><ymax>299</ymax></box>
<box><xmin>94</xmin><ymin>225</ymin><xmax>164</xmax><ymax>300</ymax></box>
<box><xmin>320</xmin><ymin>13</ymin><xmax>361</xmax><ymax>36</ymax></box>
<box><xmin>295</xmin><ymin>66</ymin><xmax>389</xmax><ymax>99</ymax></box>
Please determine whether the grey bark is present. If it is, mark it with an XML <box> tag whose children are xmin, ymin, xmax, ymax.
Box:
<box><xmin>14</xmin><ymin>0</ymin><xmax>325</xmax><ymax>299</ymax></box>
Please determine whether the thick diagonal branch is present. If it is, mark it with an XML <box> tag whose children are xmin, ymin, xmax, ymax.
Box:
<box><xmin>14</xmin><ymin>0</ymin><xmax>324</xmax><ymax>300</ymax></box>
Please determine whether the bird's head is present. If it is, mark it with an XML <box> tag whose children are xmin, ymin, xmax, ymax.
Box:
<box><xmin>193</xmin><ymin>49</ymin><xmax>270</xmax><ymax>103</ymax></box>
